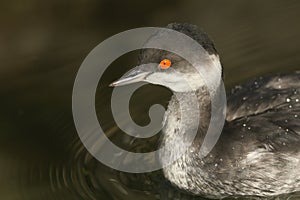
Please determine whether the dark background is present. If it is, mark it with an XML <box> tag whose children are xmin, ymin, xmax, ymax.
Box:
<box><xmin>1</xmin><ymin>0</ymin><xmax>300</xmax><ymax>199</ymax></box>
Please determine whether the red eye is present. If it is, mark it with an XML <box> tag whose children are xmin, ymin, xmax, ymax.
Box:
<box><xmin>159</xmin><ymin>59</ymin><xmax>172</xmax><ymax>69</ymax></box>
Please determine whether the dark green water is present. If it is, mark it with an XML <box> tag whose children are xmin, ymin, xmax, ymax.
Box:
<box><xmin>1</xmin><ymin>0</ymin><xmax>300</xmax><ymax>199</ymax></box>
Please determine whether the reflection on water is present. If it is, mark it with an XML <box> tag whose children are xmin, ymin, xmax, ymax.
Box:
<box><xmin>1</xmin><ymin>0</ymin><xmax>300</xmax><ymax>199</ymax></box>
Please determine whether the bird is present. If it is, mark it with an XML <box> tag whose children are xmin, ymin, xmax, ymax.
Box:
<box><xmin>110</xmin><ymin>23</ymin><xmax>300</xmax><ymax>198</ymax></box>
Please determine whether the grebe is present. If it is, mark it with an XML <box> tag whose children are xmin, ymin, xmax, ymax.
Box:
<box><xmin>110</xmin><ymin>23</ymin><xmax>300</xmax><ymax>198</ymax></box>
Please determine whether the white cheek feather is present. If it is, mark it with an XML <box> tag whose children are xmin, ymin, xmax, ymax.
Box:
<box><xmin>146</xmin><ymin>72</ymin><xmax>185</xmax><ymax>92</ymax></box>
<box><xmin>146</xmin><ymin>54</ymin><xmax>222</xmax><ymax>93</ymax></box>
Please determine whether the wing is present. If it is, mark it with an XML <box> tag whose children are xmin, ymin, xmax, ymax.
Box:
<box><xmin>198</xmin><ymin>73</ymin><xmax>300</xmax><ymax>195</ymax></box>
<box><xmin>224</xmin><ymin>72</ymin><xmax>300</xmax><ymax>153</ymax></box>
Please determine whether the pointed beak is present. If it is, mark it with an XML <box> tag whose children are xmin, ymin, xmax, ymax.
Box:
<box><xmin>109</xmin><ymin>66</ymin><xmax>151</xmax><ymax>87</ymax></box>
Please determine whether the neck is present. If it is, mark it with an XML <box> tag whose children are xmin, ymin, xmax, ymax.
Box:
<box><xmin>158</xmin><ymin>86</ymin><xmax>215</xmax><ymax>192</ymax></box>
<box><xmin>160</xmin><ymin>87</ymin><xmax>213</xmax><ymax>153</ymax></box>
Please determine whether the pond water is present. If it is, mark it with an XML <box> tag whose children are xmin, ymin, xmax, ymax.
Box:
<box><xmin>1</xmin><ymin>0</ymin><xmax>300</xmax><ymax>199</ymax></box>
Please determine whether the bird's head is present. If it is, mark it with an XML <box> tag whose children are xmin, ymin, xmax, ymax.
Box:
<box><xmin>110</xmin><ymin>23</ymin><xmax>222</xmax><ymax>93</ymax></box>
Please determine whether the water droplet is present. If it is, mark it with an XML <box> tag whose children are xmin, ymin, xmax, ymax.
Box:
<box><xmin>289</xmin><ymin>105</ymin><xmax>293</xmax><ymax>108</ymax></box>
<box><xmin>278</xmin><ymin>85</ymin><xmax>282</xmax><ymax>89</ymax></box>
<box><xmin>278</xmin><ymin>126</ymin><xmax>282</xmax><ymax>129</ymax></box>
<box><xmin>214</xmin><ymin>163</ymin><xmax>218</xmax><ymax>167</ymax></box>
<box><xmin>243</xmin><ymin>123</ymin><xmax>247</xmax><ymax>127</ymax></box>
<box><xmin>220</xmin><ymin>158</ymin><xmax>223</xmax><ymax>162</ymax></box>
<box><xmin>247</xmin><ymin>127</ymin><xmax>251</xmax><ymax>130</ymax></box>
<box><xmin>242</xmin><ymin>97</ymin><xmax>247</xmax><ymax>101</ymax></box>
<box><xmin>285</xmin><ymin>119</ymin><xmax>288</xmax><ymax>123</ymax></box>
<box><xmin>282</xmin><ymin>142</ymin><xmax>286</xmax><ymax>146</ymax></box>
<box><xmin>286</xmin><ymin>98</ymin><xmax>291</xmax><ymax>102</ymax></box>
<box><xmin>296</xmin><ymin>99</ymin><xmax>299</xmax><ymax>102</ymax></box>
<box><xmin>286</xmin><ymin>129</ymin><xmax>289</xmax><ymax>132</ymax></box>
<box><xmin>295</xmin><ymin>114</ymin><xmax>298</xmax><ymax>118</ymax></box>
